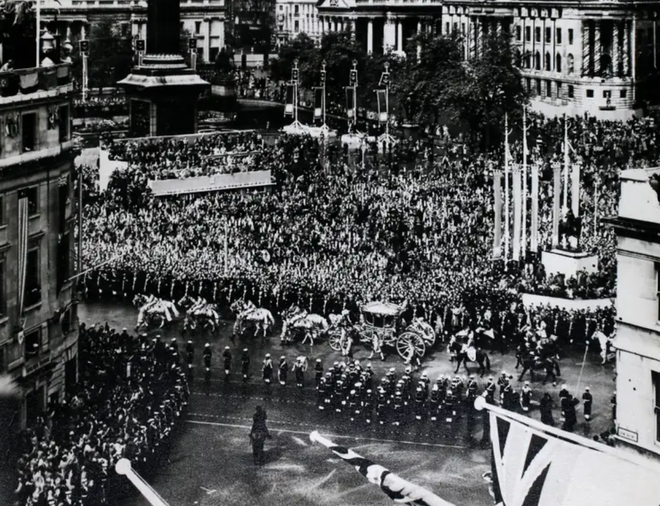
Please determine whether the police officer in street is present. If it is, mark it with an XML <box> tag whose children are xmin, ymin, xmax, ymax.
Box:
<box><xmin>484</xmin><ymin>376</ymin><xmax>496</xmax><ymax>404</ymax></box>
<box><xmin>582</xmin><ymin>387</ymin><xmax>593</xmax><ymax>422</ymax></box>
<box><xmin>293</xmin><ymin>356</ymin><xmax>306</xmax><ymax>389</ymax></box>
<box><xmin>520</xmin><ymin>381</ymin><xmax>532</xmax><ymax>412</ymax></box>
<box><xmin>241</xmin><ymin>348</ymin><xmax>250</xmax><ymax>382</ymax></box>
<box><xmin>222</xmin><ymin>346</ymin><xmax>232</xmax><ymax>382</ymax></box>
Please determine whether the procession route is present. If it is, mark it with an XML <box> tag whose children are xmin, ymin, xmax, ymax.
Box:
<box><xmin>186</xmin><ymin>419</ymin><xmax>469</xmax><ymax>449</ymax></box>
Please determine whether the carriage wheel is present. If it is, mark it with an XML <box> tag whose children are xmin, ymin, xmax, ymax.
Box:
<box><xmin>396</xmin><ymin>332</ymin><xmax>426</xmax><ymax>360</ymax></box>
<box><xmin>328</xmin><ymin>330</ymin><xmax>342</xmax><ymax>351</ymax></box>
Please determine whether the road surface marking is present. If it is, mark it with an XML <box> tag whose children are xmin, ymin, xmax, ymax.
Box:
<box><xmin>187</xmin><ymin>420</ymin><xmax>468</xmax><ymax>449</ymax></box>
<box><xmin>200</xmin><ymin>486</ymin><xmax>216</xmax><ymax>494</ymax></box>
<box><xmin>291</xmin><ymin>435</ymin><xmax>309</xmax><ymax>447</ymax></box>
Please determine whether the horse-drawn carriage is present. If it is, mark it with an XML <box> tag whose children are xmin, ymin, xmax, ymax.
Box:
<box><xmin>328</xmin><ymin>301</ymin><xmax>436</xmax><ymax>362</ymax></box>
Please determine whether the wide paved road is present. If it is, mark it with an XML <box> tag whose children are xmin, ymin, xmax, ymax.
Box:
<box><xmin>80</xmin><ymin>301</ymin><xmax>616</xmax><ymax>506</ymax></box>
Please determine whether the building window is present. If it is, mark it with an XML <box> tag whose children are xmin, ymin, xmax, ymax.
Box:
<box><xmin>556</xmin><ymin>28</ymin><xmax>562</xmax><ymax>44</ymax></box>
<box><xmin>24</xmin><ymin>328</ymin><xmax>40</xmax><ymax>359</ymax></box>
<box><xmin>0</xmin><ymin>347</ymin><xmax>4</xmax><ymax>374</ymax></box>
<box><xmin>195</xmin><ymin>21</ymin><xmax>201</xmax><ymax>34</ymax></box>
<box><xmin>516</xmin><ymin>25</ymin><xmax>521</xmax><ymax>40</ymax></box>
<box><xmin>545</xmin><ymin>27</ymin><xmax>551</xmax><ymax>43</ymax></box>
<box><xmin>535</xmin><ymin>51</ymin><xmax>541</xmax><ymax>70</ymax></box>
<box><xmin>556</xmin><ymin>53</ymin><xmax>562</xmax><ymax>73</ymax></box>
<box><xmin>0</xmin><ymin>194</ymin><xmax>4</xmax><ymax>226</ymax></box>
<box><xmin>57</xmin><ymin>231</ymin><xmax>71</xmax><ymax>291</ymax></box>
<box><xmin>620</xmin><ymin>89</ymin><xmax>627</xmax><ymax>98</ymax></box>
<box><xmin>525</xmin><ymin>26</ymin><xmax>531</xmax><ymax>42</ymax></box>
<box><xmin>294</xmin><ymin>20</ymin><xmax>299</xmax><ymax>32</ymax></box>
<box><xmin>25</xmin><ymin>246</ymin><xmax>41</xmax><ymax>307</ymax></box>
<box><xmin>545</xmin><ymin>52</ymin><xmax>551</xmax><ymax>71</ymax></box>
<box><xmin>535</xmin><ymin>26</ymin><xmax>541</xmax><ymax>43</ymax></box>
<box><xmin>453</xmin><ymin>22</ymin><xmax>458</xmax><ymax>33</ymax></box>
<box><xmin>22</xmin><ymin>112</ymin><xmax>37</xmax><ymax>153</ymax></box>
<box><xmin>59</xmin><ymin>105</ymin><xmax>70</xmax><ymax>143</ymax></box>
<box><xmin>567</xmin><ymin>54</ymin><xmax>574</xmax><ymax>74</ymax></box>
<box><xmin>279</xmin><ymin>5</ymin><xmax>283</xmax><ymax>10</ymax></box>
<box><xmin>586</xmin><ymin>89</ymin><xmax>594</xmax><ymax>98</ymax></box>
<box><xmin>546</xmin><ymin>80</ymin><xmax>552</xmax><ymax>98</ymax></box>
<box><xmin>568</xmin><ymin>85</ymin><xmax>574</xmax><ymax>98</ymax></box>
<box><xmin>556</xmin><ymin>81</ymin><xmax>562</xmax><ymax>97</ymax></box>
<box><xmin>568</xmin><ymin>28</ymin><xmax>574</xmax><ymax>45</ymax></box>
<box><xmin>524</xmin><ymin>52</ymin><xmax>531</xmax><ymax>69</ymax></box>
<box><xmin>525</xmin><ymin>77</ymin><xmax>531</xmax><ymax>93</ymax></box>
<box><xmin>536</xmin><ymin>79</ymin><xmax>541</xmax><ymax>95</ymax></box>
<box><xmin>294</xmin><ymin>5</ymin><xmax>299</xmax><ymax>15</ymax></box>
<box><xmin>445</xmin><ymin>22</ymin><xmax>449</xmax><ymax>34</ymax></box>
<box><xmin>18</xmin><ymin>186</ymin><xmax>39</xmax><ymax>216</ymax></box>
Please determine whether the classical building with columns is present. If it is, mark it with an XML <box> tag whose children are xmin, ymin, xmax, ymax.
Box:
<box><xmin>275</xmin><ymin>0</ymin><xmax>323</xmax><ymax>45</ymax></box>
<box><xmin>38</xmin><ymin>0</ymin><xmax>226</xmax><ymax>63</ymax></box>
<box><xmin>317</xmin><ymin>0</ymin><xmax>660</xmax><ymax>119</ymax></box>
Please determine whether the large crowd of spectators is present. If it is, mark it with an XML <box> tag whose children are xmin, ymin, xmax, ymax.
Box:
<box><xmin>79</xmin><ymin>112</ymin><xmax>660</xmax><ymax>344</ymax></box>
<box><xmin>14</xmin><ymin>325</ymin><xmax>188</xmax><ymax>506</ymax></box>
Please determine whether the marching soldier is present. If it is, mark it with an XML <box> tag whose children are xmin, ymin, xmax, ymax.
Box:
<box><xmin>413</xmin><ymin>384</ymin><xmax>426</xmax><ymax>421</ymax></box>
<box><xmin>501</xmin><ymin>377</ymin><xmax>515</xmax><ymax>411</ymax></box>
<box><xmin>241</xmin><ymin>348</ymin><xmax>250</xmax><ymax>382</ymax></box>
<box><xmin>314</xmin><ymin>358</ymin><xmax>324</xmax><ymax>387</ymax></box>
<box><xmin>392</xmin><ymin>389</ymin><xmax>405</xmax><ymax>426</ymax></box>
<box><xmin>520</xmin><ymin>381</ymin><xmax>532</xmax><ymax>412</ymax></box>
<box><xmin>444</xmin><ymin>384</ymin><xmax>457</xmax><ymax>423</ymax></box>
<box><xmin>278</xmin><ymin>356</ymin><xmax>289</xmax><ymax>386</ymax></box>
<box><xmin>429</xmin><ymin>383</ymin><xmax>442</xmax><ymax>422</ymax></box>
<box><xmin>334</xmin><ymin>377</ymin><xmax>346</xmax><ymax>414</ymax></box>
<box><xmin>362</xmin><ymin>363</ymin><xmax>374</xmax><ymax>390</ymax></box>
<box><xmin>170</xmin><ymin>337</ymin><xmax>179</xmax><ymax>355</ymax></box>
<box><xmin>222</xmin><ymin>346</ymin><xmax>232</xmax><ymax>382</ymax></box>
<box><xmin>348</xmin><ymin>388</ymin><xmax>361</xmax><ymax>422</ymax></box>
<box><xmin>263</xmin><ymin>354</ymin><xmax>274</xmax><ymax>385</ymax></box>
<box><xmin>376</xmin><ymin>387</ymin><xmax>389</xmax><ymax>425</ymax></box>
<box><xmin>317</xmin><ymin>376</ymin><xmax>329</xmax><ymax>411</ymax></box>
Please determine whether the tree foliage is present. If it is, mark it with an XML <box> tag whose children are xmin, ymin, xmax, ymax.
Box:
<box><xmin>88</xmin><ymin>19</ymin><xmax>133</xmax><ymax>87</ymax></box>
<box><xmin>0</xmin><ymin>0</ymin><xmax>36</xmax><ymax>68</ymax></box>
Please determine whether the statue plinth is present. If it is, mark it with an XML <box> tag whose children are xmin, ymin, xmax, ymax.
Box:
<box><xmin>117</xmin><ymin>54</ymin><xmax>210</xmax><ymax>137</ymax></box>
<box><xmin>541</xmin><ymin>249</ymin><xmax>598</xmax><ymax>279</ymax></box>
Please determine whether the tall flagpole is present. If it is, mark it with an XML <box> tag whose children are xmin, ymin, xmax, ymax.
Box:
<box><xmin>504</xmin><ymin>113</ymin><xmax>511</xmax><ymax>263</ymax></box>
<box><xmin>563</xmin><ymin>113</ymin><xmax>569</xmax><ymax>211</ymax></box>
<box><xmin>521</xmin><ymin>106</ymin><xmax>528</xmax><ymax>260</ymax></box>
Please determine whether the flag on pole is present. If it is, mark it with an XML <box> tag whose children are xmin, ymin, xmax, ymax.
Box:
<box><xmin>345</xmin><ymin>86</ymin><xmax>355</xmax><ymax>118</ymax></box>
<box><xmin>376</xmin><ymin>89</ymin><xmax>388</xmax><ymax>123</ymax></box>
<box><xmin>310</xmin><ymin>431</ymin><xmax>456</xmax><ymax>506</ymax></box>
<box><xmin>284</xmin><ymin>84</ymin><xmax>294</xmax><ymax>116</ymax></box>
<box><xmin>479</xmin><ymin>398</ymin><xmax>660</xmax><ymax>506</ymax></box>
<box><xmin>313</xmin><ymin>87</ymin><xmax>323</xmax><ymax>119</ymax></box>
<box><xmin>17</xmin><ymin>197</ymin><xmax>28</xmax><ymax>338</ymax></box>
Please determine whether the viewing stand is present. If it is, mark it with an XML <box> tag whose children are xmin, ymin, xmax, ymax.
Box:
<box><xmin>541</xmin><ymin>249</ymin><xmax>598</xmax><ymax>279</ymax></box>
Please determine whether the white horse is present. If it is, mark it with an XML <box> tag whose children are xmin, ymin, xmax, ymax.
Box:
<box><xmin>281</xmin><ymin>306</ymin><xmax>329</xmax><ymax>346</ymax></box>
<box><xmin>133</xmin><ymin>294</ymin><xmax>180</xmax><ymax>330</ymax></box>
<box><xmin>179</xmin><ymin>296</ymin><xmax>221</xmax><ymax>333</ymax></box>
<box><xmin>230</xmin><ymin>299</ymin><xmax>275</xmax><ymax>339</ymax></box>
<box><xmin>592</xmin><ymin>330</ymin><xmax>615</xmax><ymax>365</ymax></box>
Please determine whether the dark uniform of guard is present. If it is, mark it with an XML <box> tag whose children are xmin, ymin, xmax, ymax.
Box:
<box><xmin>376</xmin><ymin>387</ymin><xmax>389</xmax><ymax>425</ymax></box>
<box><xmin>484</xmin><ymin>377</ymin><xmax>496</xmax><ymax>404</ymax></box>
<box><xmin>262</xmin><ymin>354</ymin><xmax>273</xmax><ymax>384</ymax></box>
<box><xmin>203</xmin><ymin>343</ymin><xmax>212</xmax><ymax>382</ymax></box>
<box><xmin>582</xmin><ymin>387</ymin><xmax>593</xmax><ymax>421</ymax></box>
<box><xmin>185</xmin><ymin>341</ymin><xmax>194</xmax><ymax>377</ymax></box>
<box><xmin>317</xmin><ymin>377</ymin><xmax>329</xmax><ymax>410</ymax></box>
<box><xmin>392</xmin><ymin>390</ymin><xmax>405</xmax><ymax>426</ymax></box>
<box><xmin>314</xmin><ymin>359</ymin><xmax>324</xmax><ymax>387</ymax></box>
<box><xmin>363</xmin><ymin>389</ymin><xmax>374</xmax><ymax>424</ymax></box>
<box><xmin>294</xmin><ymin>358</ymin><xmax>305</xmax><ymax>389</ymax></box>
<box><xmin>429</xmin><ymin>385</ymin><xmax>442</xmax><ymax>421</ymax></box>
<box><xmin>466</xmin><ymin>376</ymin><xmax>478</xmax><ymax>409</ymax></box>
<box><xmin>413</xmin><ymin>385</ymin><xmax>426</xmax><ymax>421</ymax></box>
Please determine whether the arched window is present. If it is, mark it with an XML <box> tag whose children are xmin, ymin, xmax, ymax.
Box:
<box><xmin>535</xmin><ymin>51</ymin><xmax>541</xmax><ymax>70</ymax></box>
<box><xmin>515</xmin><ymin>49</ymin><xmax>522</xmax><ymax>66</ymax></box>
<box><xmin>524</xmin><ymin>52</ymin><xmax>531</xmax><ymax>69</ymax></box>
<box><xmin>556</xmin><ymin>53</ymin><xmax>562</xmax><ymax>73</ymax></box>
<box><xmin>567</xmin><ymin>54</ymin><xmax>574</xmax><ymax>74</ymax></box>
<box><xmin>544</xmin><ymin>52</ymin><xmax>551</xmax><ymax>71</ymax></box>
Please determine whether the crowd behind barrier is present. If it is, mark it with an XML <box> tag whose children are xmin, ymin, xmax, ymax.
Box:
<box><xmin>14</xmin><ymin>325</ymin><xmax>188</xmax><ymax>506</ymax></box>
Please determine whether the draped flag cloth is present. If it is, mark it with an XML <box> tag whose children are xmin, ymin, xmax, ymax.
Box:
<box><xmin>313</xmin><ymin>87</ymin><xmax>323</xmax><ymax>119</ymax></box>
<box><xmin>309</xmin><ymin>431</ymin><xmax>456</xmax><ymax>506</ymax></box>
<box><xmin>17</xmin><ymin>197</ymin><xmax>29</xmax><ymax>336</ymax></box>
<box><xmin>478</xmin><ymin>398</ymin><xmax>660</xmax><ymax>506</ymax></box>
<box><xmin>284</xmin><ymin>84</ymin><xmax>294</xmax><ymax>116</ymax></box>
<box><xmin>345</xmin><ymin>86</ymin><xmax>355</xmax><ymax>119</ymax></box>
<box><xmin>376</xmin><ymin>90</ymin><xmax>388</xmax><ymax>123</ymax></box>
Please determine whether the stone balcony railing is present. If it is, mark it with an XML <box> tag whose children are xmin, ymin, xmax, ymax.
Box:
<box><xmin>355</xmin><ymin>0</ymin><xmax>443</xmax><ymax>5</ymax></box>
<box><xmin>61</xmin><ymin>0</ymin><xmax>223</xmax><ymax>7</ymax></box>
<box><xmin>0</xmin><ymin>63</ymin><xmax>72</xmax><ymax>102</ymax></box>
